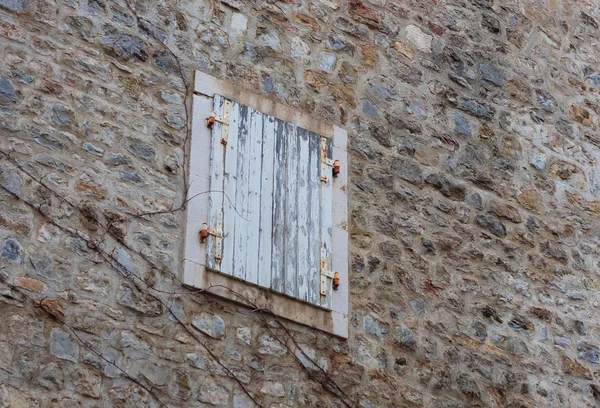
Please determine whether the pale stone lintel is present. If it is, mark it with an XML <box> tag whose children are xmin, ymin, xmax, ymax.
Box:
<box><xmin>182</xmin><ymin>260</ymin><xmax>349</xmax><ymax>339</ymax></box>
<box><xmin>194</xmin><ymin>70</ymin><xmax>339</xmax><ymax>141</ymax></box>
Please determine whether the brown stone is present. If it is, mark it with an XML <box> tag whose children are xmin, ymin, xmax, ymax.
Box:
<box><xmin>15</xmin><ymin>277</ymin><xmax>46</xmax><ymax>293</ymax></box>
<box><xmin>392</xmin><ymin>41</ymin><xmax>414</xmax><ymax>60</ymax></box>
<box><xmin>549</xmin><ymin>161</ymin><xmax>586</xmax><ymax>190</ymax></box>
<box><xmin>75</xmin><ymin>183</ymin><xmax>107</xmax><ymax>200</ymax></box>
<box><xmin>570</xmin><ymin>105</ymin><xmax>595</xmax><ymax>129</ymax></box>
<box><xmin>303</xmin><ymin>70</ymin><xmax>328</xmax><ymax>92</ymax></box>
<box><xmin>328</xmin><ymin>84</ymin><xmax>356</xmax><ymax>108</ymax></box>
<box><xmin>561</xmin><ymin>355</ymin><xmax>591</xmax><ymax>379</ymax></box>
<box><xmin>488</xmin><ymin>200</ymin><xmax>523</xmax><ymax>223</ymax></box>
<box><xmin>361</xmin><ymin>46</ymin><xmax>378</xmax><ymax>67</ymax></box>
<box><xmin>41</xmin><ymin>298</ymin><xmax>65</xmax><ymax>321</ymax></box>
<box><xmin>517</xmin><ymin>189</ymin><xmax>545</xmax><ymax>214</ymax></box>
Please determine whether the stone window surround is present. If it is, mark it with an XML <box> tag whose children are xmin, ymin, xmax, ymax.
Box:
<box><xmin>182</xmin><ymin>71</ymin><xmax>349</xmax><ymax>338</ymax></box>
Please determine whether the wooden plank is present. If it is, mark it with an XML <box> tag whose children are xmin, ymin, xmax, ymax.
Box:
<box><xmin>257</xmin><ymin>115</ymin><xmax>276</xmax><ymax>288</ymax></box>
<box><xmin>245</xmin><ymin>107</ymin><xmax>264</xmax><ymax>285</ymax></box>
<box><xmin>220</xmin><ymin>99</ymin><xmax>240</xmax><ymax>276</ymax></box>
<box><xmin>232</xmin><ymin>104</ymin><xmax>251</xmax><ymax>280</ymax></box>
<box><xmin>284</xmin><ymin>122</ymin><xmax>299</xmax><ymax>298</ymax></box>
<box><xmin>271</xmin><ymin>119</ymin><xmax>287</xmax><ymax>293</ymax></box>
<box><xmin>207</xmin><ymin>95</ymin><xmax>226</xmax><ymax>271</ymax></box>
<box><xmin>307</xmin><ymin>131</ymin><xmax>322</xmax><ymax>305</ymax></box>
<box><xmin>320</xmin><ymin>136</ymin><xmax>333</xmax><ymax>310</ymax></box>
<box><xmin>296</xmin><ymin>128</ymin><xmax>310</xmax><ymax>302</ymax></box>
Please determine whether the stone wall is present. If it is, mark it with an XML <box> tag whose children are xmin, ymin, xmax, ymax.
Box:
<box><xmin>2</xmin><ymin>0</ymin><xmax>600</xmax><ymax>406</ymax></box>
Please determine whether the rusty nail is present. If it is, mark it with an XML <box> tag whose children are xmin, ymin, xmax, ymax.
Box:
<box><xmin>332</xmin><ymin>159</ymin><xmax>340</xmax><ymax>178</ymax></box>
<box><xmin>333</xmin><ymin>272</ymin><xmax>340</xmax><ymax>290</ymax></box>
<box><xmin>206</xmin><ymin>115</ymin><xmax>216</xmax><ymax>129</ymax></box>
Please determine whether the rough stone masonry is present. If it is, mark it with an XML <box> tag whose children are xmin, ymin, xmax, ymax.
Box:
<box><xmin>2</xmin><ymin>0</ymin><xmax>600</xmax><ymax>407</ymax></box>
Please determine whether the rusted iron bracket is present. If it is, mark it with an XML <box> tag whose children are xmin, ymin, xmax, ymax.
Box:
<box><xmin>320</xmin><ymin>251</ymin><xmax>339</xmax><ymax>296</ymax></box>
<box><xmin>206</xmin><ymin>100</ymin><xmax>232</xmax><ymax>146</ymax></box>
<box><xmin>199</xmin><ymin>222</ymin><xmax>222</xmax><ymax>244</ymax></box>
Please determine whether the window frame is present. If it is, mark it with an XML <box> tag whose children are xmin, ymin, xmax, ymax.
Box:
<box><xmin>182</xmin><ymin>71</ymin><xmax>348</xmax><ymax>338</ymax></box>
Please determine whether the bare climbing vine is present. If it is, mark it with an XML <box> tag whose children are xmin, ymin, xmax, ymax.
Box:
<box><xmin>0</xmin><ymin>1</ymin><xmax>358</xmax><ymax>406</ymax></box>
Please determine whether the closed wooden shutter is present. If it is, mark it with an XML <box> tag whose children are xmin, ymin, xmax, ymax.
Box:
<box><xmin>206</xmin><ymin>95</ymin><xmax>334</xmax><ymax>309</ymax></box>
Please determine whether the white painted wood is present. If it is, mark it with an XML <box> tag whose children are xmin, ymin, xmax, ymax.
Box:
<box><xmin>189</xmin><ymin>95</ymin><xmax>214</xmax><ymax>179</ymax></box>
<box><xmin>257</xmin><ymin>116</ymin><xmax>276</xmax><ymax>288</ymax></box>
<box><xmin>207</xmin><ymin>95</ymin><xmax>226</xmax><ymax>271</ymax></box>
<box><xmin>245</xmin><ymin>107</ymin><xmax>264</xmax><ymax>285</ymax></box>
<box><xmin>307</xmin><ymin>132</ymin><xmax>322</xmax><ymax>305</ymax></box>
<box><xmin>194</xmin><ymin>71</ymin><xmax>335</xmax><ymax>139</ymax></box>
<box><xmin>220</xmin><ymin>100</ymin><xmax>241</xmax><ymax>277</ymax></box>
<box><xmin>296</xmin><ymin>129</ymin><xmax>310</xmax><ymax>303</ymax></box>
<box><xmin>284</xmin><ymin>123</ymin><xmax>299</xmax><ymax>298</ymax></box>
<box><xmin>189</xmin><ymin>261</ymin><xmax>348</xmax><ymax>338</ymax></box>
<box><xmin>320</xmin><ymin>136</ymin><xmax>334</xmax><ymax>310</ymax></box>
<box><xmin>232</xmin><ymin>105</ymin><xmax>251</xmax><ymax>280</ymax></box>
<box><xmin>333</xmin><ymin>125</ymin><xmax>348</xmax><ymax>151</ymax></box>
<box><xmin>183</xmin><ymin>175</ymin><xmax>210</xmax><ymax>265</ymax></box>
<box><xmin>331</xmin><ymin>225</ymin><xmax>349</xmax><ymax>315</ymax></box>
<box><xmin>332</xmin><ymin>145</ymin><xmax>348</xmax><ymax>230</ymax></box>
<box><xmin>271</xmin><ymin>120</ymin><xmax>287</xmax><ymax>293</ymax></box>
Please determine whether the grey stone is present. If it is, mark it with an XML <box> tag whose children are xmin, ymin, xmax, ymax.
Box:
<box><xmin>392</xmin><ymin>158</ymin><xmax>423</xmax><ymax>186</ymax></box>
<box><xmin>39</xmin><ymin>362</ymin><xmax>64</xmax><ymax>390</ymax></box>
<box><xmin>258</xmin><ymin>334</ymin><xmax>286</xmax><ymax>356</ymax></box>
<box><xmin>104</xmin><ymin>153</ymin><xmax>133</xmax><ymax>167</ymax></box>
<box><xmin>29</xmin><ymin>251</ymin><xmax>54</xmax><ymax>279</ymax></box>
<box><xmin>50</xmin><ymin>328</ymin><xmax>80</xmax><ymax>363</ymax></box>
<box><xmin>457</xmin><ymin>98</ymin><xmax>495</xmax><ymax>119</ymax></box>
<box><xmin>192</xmin><ymin>312</ymin><xmax>226</xmax><ymax>339</ymax></box>
<box><xmin>51</xmin><ymin>104</ymin><xmax>75</xmax><ymax>128</ymax></box>
<box><xmin>577</xmin><ymin>341</ymin><xmax>599</xmax><ymax>363</ymax></box>
<box><xmin>261</xmin><ymin>381</ymin><xmax>285</xmax><ymax>397</ymax></box>
<box><xmin>362</xmin><ymin>100</ymin><xmax>380</xmax><ymax>117</ymax></box>
<box><xmin>65</xmin><ymin>16</ymin><xmax>95</xmax><ymax>42</ymax></box>
<box><xmin>0</xmin><ymin>77</ymin><xmax>20</xmax><ymax>103</ymax></box>
<box><xmin>454</xmin><ymin>113</ymin><xmax>471</xmax><ymax>136</ymax></box>
<box><xmin>475</xmin><ymin>214</ymin><xmax>506</xmax><ymax>237</ymax></box>
<box><xmin>113</xmin><ymin>248</ymin><xmax>134</xmax><ymax>274</ymax></box>
<box><xmin>263</xmin><ymin>76</ymin><xmax>275</xmax><ymax>93</ymax></box>
<box><xmin>425</xmin><ymin>173</ymin><xmax>467</xmax><ymax>201</ymax></box>
<box><xmin>121</xmin><ymin>171</ymin><xmax>144</xmax><ymax>184</ymax></box>
<box><xmin>394</xmin><ymin>326</ymin><xmax>416</xmax><ymax>350</ymax></box>
<box><xmin>256</xmin><ymin>28</ymin><xmax>281</xmax><ymax>51</ymax></box>
<box><xmin>35</xmin><ymin>153</ymin><xmax>71</xmax><ymax>172</ymax></box>
<box><xmin>82</xmin><ymin>142</ymin><xmax>104</xmax><ymax>156</ymax></box>
<box><xmin>153</xmin><ymin>50</ymin><xmax>179</xmax><ymax>74</ymax></box>
<box><xmin>101</xmin><ymin>25</ymin><xmax>148</xmax><ymax>61</ymax></box>
<box><xmin>127</xmin><ymin>138</ymin><xmax>156</xmax><ymax>162</ymax></box>
<box><xmin>121</xmin><ymin>331</ymin><xmax>152</xmax><ymax>359</ymax></box>
<box><xmin>0</xmin><ymin>166</ymin><xmax>22</xmax><ymax>195</ymax></box>
<box><xmin>186</xmin><ymin>352</ymin><xmax>207</xmax><ymax>369</ymax></box>
<box><xmin>33</xmin><ymin>133</ymin><xmax>65</xmax><ymax>151</ymax></box>
<box><xmin>141</xmin><ymin>361</ymin><xmax>168</xmax><ymax>386</ymax></box>
<box><xmin>103</xmin><ymin>348</ymin><xmax>123</xmax><ymax>378</ymax></box>
<box><xmin>116</xmin><ymin>282</ymin><xmax>164</xmax><ymax>316</ymax></box>
<box><xmin>198</xmin><ymin>377</ymin><xmax>229</xmax><ymax>406</ymax></box>
<box><xmin>479</xmin><ymin>63</ymin><xmax>504</xmax><ymax>87</ymax></box>
<box><xmin>290</xmin><ymin>36</ymin><xmax>310</xmax><ymax>62</ymax></box>
<box><xmin>236</xmin><ymin>327</ymin><xmax>252</xmax><ymax>345</ymax></box>
<box><xmin>319</xmin><ymin>52</ymin><xmax>337</xmax><ymax>72</ymax></box>
<box><xmin>0</xmin><ymin>0</ymin><xmax>26</xmax><ymax>13</ymax></box>
<box><xmin>536</xmin><ymin>90</ymin><xmax>556</xmax><ymax>112</ymax></box>
<box><xmin>363</xmin><ymin>315</ymin><xmax>387</xmax><ymax>338</ymax></box>
<box><xmin>410</xmin><ymin>299</ymin><xmax>426</xmax><ymax>315</ymax></box>
<box><xmin>2</xmin><ymin>238</ymin><xmax>22</xmax><ymax>262</ymax></box>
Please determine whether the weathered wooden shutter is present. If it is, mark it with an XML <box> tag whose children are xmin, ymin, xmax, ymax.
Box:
<box><xmin>206</xmin><ymin>95</ymin><xmax>334</xmax><ymax>309</ymax></box>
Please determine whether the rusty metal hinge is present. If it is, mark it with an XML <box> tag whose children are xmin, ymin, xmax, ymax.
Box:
<box><xmin>206</xmin><ymin>100</ymin><xmax>232</xmax><ymax>146</ymax></box>
<box><xmin>320</xmin><ymin>249</ymin><xmax>340</xmax><ymax>296</ymax></box>
<box><xmin>199</xmin><ymin>222</ymin><xmax>222</xmax><ymax>244</ymax></box>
